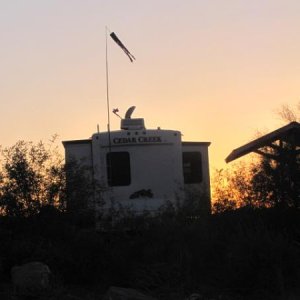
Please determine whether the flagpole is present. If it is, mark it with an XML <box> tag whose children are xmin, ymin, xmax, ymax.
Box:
<box><xmin>105</xmin><ymin>26</ymin><xmax>112</xmax><ymax>153</ymax></box>
<box><xmin>105</xmin><ymin>27</ymin><xmax>135</xmax><ymax>188</ymax></box>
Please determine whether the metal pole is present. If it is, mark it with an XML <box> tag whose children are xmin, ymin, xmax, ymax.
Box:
<box><xmin>105</xmin><ymin>26</ymin><xmax>112</xmax><ymax>153</ymax></box>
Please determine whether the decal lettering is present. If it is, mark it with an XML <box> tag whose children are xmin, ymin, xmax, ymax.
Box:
<box><xmin>112</xmin><ymin>136</ymin><xmax>162</xmax><ymax>144</ymax></box>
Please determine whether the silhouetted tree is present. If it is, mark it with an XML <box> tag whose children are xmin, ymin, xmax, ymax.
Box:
<box><xmin>212</xmin><ymin>162</ymin><xmax>259</xmax><ymax>213</ymax></box>
<box><xmin>0</xmin><ymin>137</ymin><xmax>65</xmax><ymax>216</ymax></box>
<box><xmin>276</xmin><ymin>102</ymin><xmax>300</xmax><ymax>123</ymax></box>
<box><xmin>64</xmin><ymin>159</ymin><xmax>97</xmax><ymax>213</ymax></box>
<box><xmin>250</xmin><ymin>142</ymin><xmax>300</xmax><ymax>208</ymax></box>
<box><xmin>213</xmin><ymin>102</ymin><xmax>300</xmax><ymax>211</ymax></box>
<box><xmin>250</xmin><ymin>102</ymin><xmax>300</xmax><ymax>208</ymax></box>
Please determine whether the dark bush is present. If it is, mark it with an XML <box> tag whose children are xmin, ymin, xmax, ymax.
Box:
<box><xmin>1</xmin><ymin>206</ymin><xmax>300</xmax><ymax>299</ymax></box>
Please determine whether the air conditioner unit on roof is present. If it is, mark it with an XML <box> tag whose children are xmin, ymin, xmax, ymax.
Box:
<box><xmin>121</xmin><ymin>118</ymin><xmax>145</xmax><ymax>130</ymax></box>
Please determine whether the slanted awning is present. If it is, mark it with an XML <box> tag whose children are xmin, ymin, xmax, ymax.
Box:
<box><xmin>225</xmin><ymin>122</ymin><xmax>300</xmax><ymax>163</ymax></box>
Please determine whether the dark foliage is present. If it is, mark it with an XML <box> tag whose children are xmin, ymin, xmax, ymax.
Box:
<box><xmin>0</xmin><ymin>139</ymin><xmax>65</xmax><ymax>216</ymax></box>
<box><xmin>0</xmin><ymin>125</ymin><xmax>299</xmax><ymax>298</ymax></box>
<box><xmin>250</xmin><ymin>145</ymin><xmax>300</xmax><ymax>208</ymax></box>
<box><xmin>1</xmin><ymin>207</ymin><xmax>300</xmax><ymax>299</ymax></box>
<box><xmin>213</xmin><ymin>103</ymin><xmax>300</xmax><ymax>213</ymax></box>
<box><xmin>213</xmin><ymin>141</ymin><xmax>300</xmax><ymax>213</ymax></box>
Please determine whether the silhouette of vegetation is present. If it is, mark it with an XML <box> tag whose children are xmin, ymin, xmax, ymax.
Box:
<box><xmin>1</xmin><ymin>206</ymin><xmax>300</xmax><ymax>299</ymax></box>
<box><xmin>0</xmin><ymin>103</ymin><xmax>299</xmax><ymax>299</ymax></box>
<box><xmin>0</xmin><ymin>138</ymin><xmax>65</xmax><ymax>216</ymax></box>
<box><xmin>212</xmin><ymin>163</ymin><xmax>254</xmax><ymax>213</ymax></box>
<box><xmin>64</xmin><ymin>159</ymin><xmax>96</xmax><ymax>213</ymax></box>
<box><xmin>276</xmin><ymin>102</ymin><xmax>300</xmax><ymax>123</ymax></box>
<box><xmin>213</xmin><ymin>152</ymin><xmax>299</xmax><ymax>212</ymax></box>
<box><xmin>213</xmin><ymin>102</ymin><xmax>300</xmax><ymax>212</ymax></box>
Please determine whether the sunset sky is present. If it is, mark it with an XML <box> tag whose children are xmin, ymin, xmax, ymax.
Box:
<box><xmin>0</xmin><ymin>0</ymin><xmax>299</xmax><ymax>171</ymax></box>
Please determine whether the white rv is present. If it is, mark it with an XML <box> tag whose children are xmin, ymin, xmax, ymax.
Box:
<box><xmin>63</xmin><ymin>107</ymin><xmax>211</xmax><ymax>218</ymax></box>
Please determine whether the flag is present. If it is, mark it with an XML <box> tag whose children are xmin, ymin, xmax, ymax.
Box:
<box><xmin>110</xmin><ymin>32</ymin><xmax>136</xmax><ymax>62</ymax></box>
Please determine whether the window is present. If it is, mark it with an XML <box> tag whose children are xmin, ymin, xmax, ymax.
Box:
<box><xmin>107</xmin><ymin>152</ymin><xmax>131</xmax><ymax>186</ymax></box>
<box><xmin>182</xmin><ymin>152</ymin><xmax>202</xmax><ymax>183</ymax></box>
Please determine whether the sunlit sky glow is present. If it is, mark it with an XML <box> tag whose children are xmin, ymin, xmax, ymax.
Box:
<box><xmin>0</xmin><ymin>1</ymin><xmax>299</xmax><ymax>170</ymax></box>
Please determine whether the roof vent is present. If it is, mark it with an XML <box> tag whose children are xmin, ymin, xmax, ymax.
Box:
<box><xmin>121</xmin><ymin>106</ymin><xmax>146</xmax><ymax>130</ymax></box>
